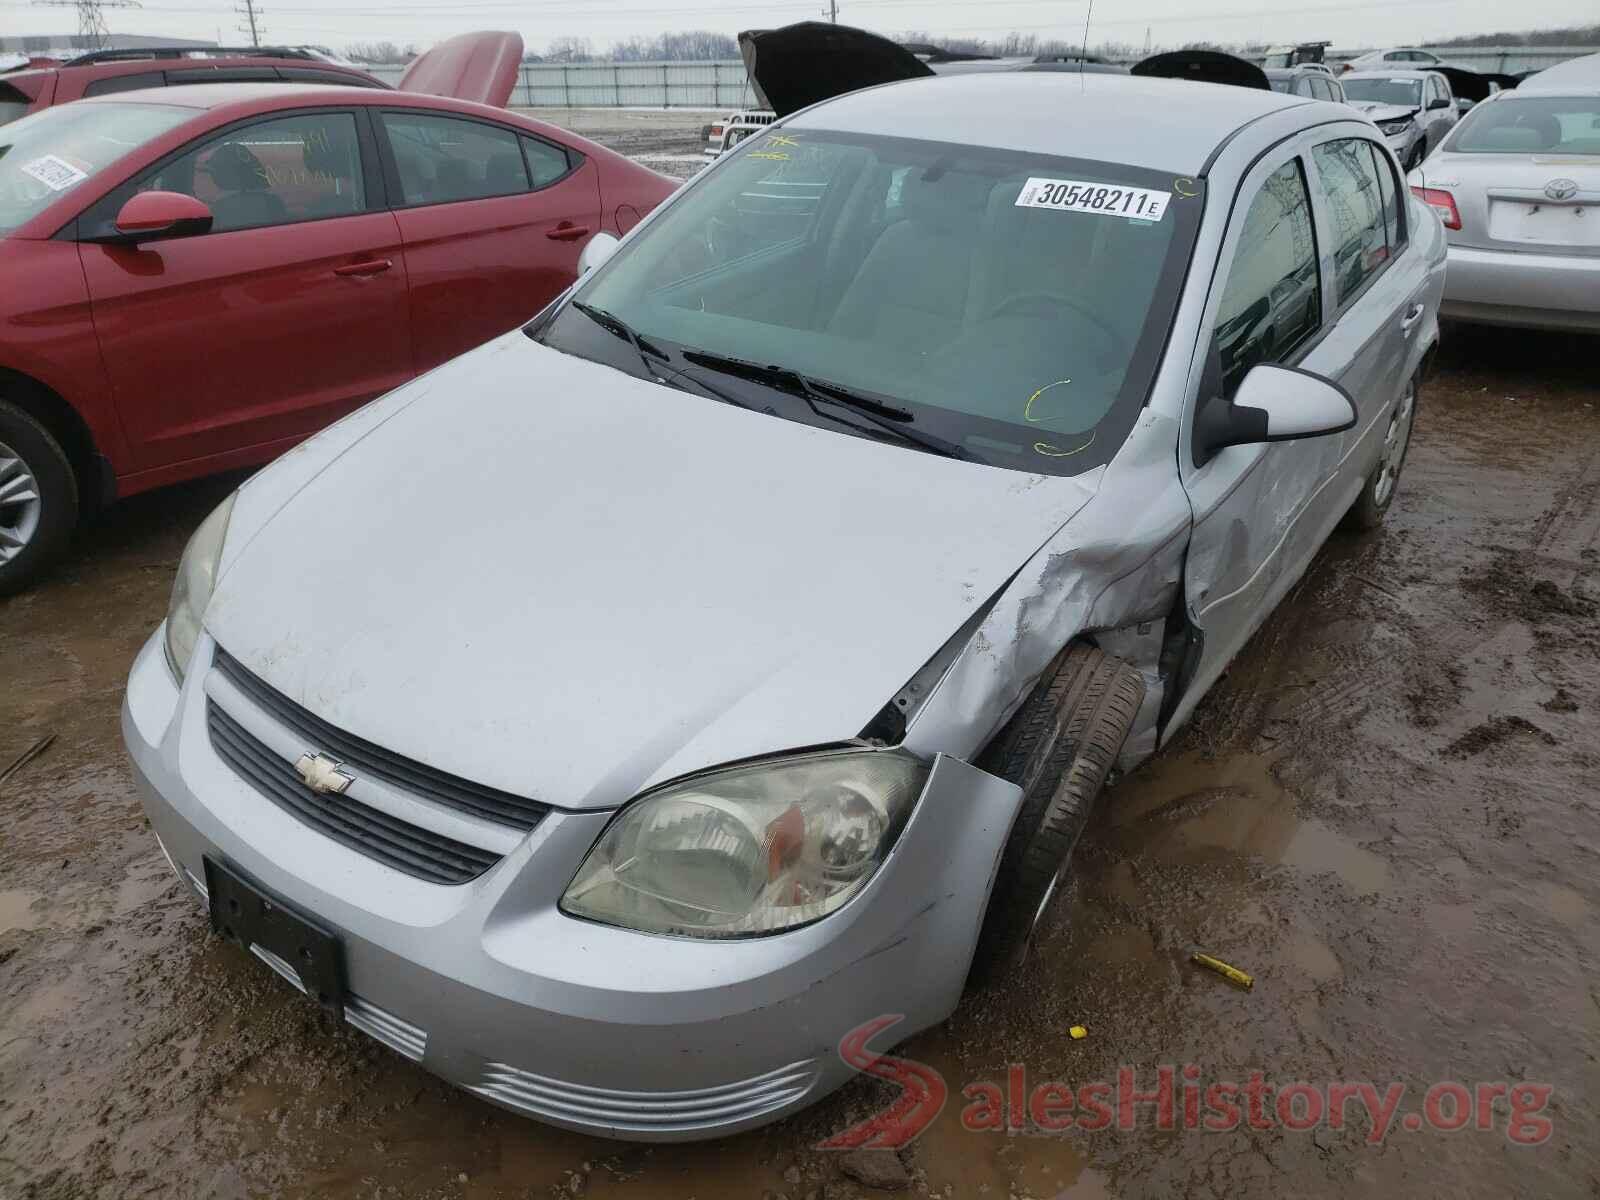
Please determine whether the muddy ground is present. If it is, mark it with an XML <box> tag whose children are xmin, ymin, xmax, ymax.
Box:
<box><xmin>2</xmin><ymin>115</ymin><xmax>1598</xmax><ymax>1200</ymax></box>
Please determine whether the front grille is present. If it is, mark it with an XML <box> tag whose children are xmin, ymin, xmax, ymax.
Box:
<box><xmin>212</xmin><ymin>648</ymin><xmax>549</xmax><ymax>830</ymax></box>
<box><xmin>207</xmin><ymin>701</ymin><xmax>502</xmax><ymax>885</ymax></box>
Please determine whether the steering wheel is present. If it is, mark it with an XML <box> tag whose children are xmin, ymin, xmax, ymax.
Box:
<box><xmin>986</xmin><ymin>291</ymin><xmax>1129</xmax><ymax>363</ymax></box>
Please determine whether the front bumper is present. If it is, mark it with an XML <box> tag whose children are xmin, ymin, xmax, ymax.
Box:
<box><xmin>1441</xmin><ymin>242</ymin><xmax>1600</xmax><ymax>332</ymax></box>
<box><xmin>123</xmin><ymin>628</ymin><xmax>1023</xmax><ymax>1140</ymax></box>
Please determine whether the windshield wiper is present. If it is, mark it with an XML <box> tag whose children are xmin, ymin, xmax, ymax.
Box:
<box><xmin>679</xmin><ymin>349</ymin><xmax>981</xmax><ymax>463</ymax></box>
<box><xmin>570</xmin><ymin>301</ymin><xmax>670</xmax><ymax>368</ymax></box>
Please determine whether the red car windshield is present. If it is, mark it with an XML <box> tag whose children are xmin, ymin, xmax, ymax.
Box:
<box><xmin>0</xmin><ymin>100</ymin><xmax>192</xmax><ymax>234</ymax></box>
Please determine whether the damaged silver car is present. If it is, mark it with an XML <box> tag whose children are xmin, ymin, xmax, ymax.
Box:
<box><xmin>124</xmin><ymin>62</ymin><xmax>1445</xmax><ymax>1140</ymax></box>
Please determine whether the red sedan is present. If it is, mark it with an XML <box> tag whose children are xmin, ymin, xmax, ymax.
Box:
<box><xmin>0</xmin><ymin>81</ymin><xmax>676</xmax><ymax>592</ymax></box>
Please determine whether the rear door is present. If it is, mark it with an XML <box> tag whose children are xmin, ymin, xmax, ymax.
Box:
<box><xmin>77</xmin><ymin>106</ymin><xmax>413</xmax><ymax>470</ymax></box>
<box><xmin>375</xmin><ymin>107</ymin><xmax>602</xmax><ymax>370</ymax></box>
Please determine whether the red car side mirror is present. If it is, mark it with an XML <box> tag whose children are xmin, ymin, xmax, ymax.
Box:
<box><xmin>112</xmin><ymin>191</ymin><xmax>214</xmax><ymax>243</ymax></box>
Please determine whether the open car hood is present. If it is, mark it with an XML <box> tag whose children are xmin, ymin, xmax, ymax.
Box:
<box><xmin>1131</xmin><ymin>49</ymin><xmax>1270</xmax><ymax>91</ymax></box>
<box><xmin>1435</xmin><ymin>66</ymin><xmax>1491</xmax><ymax>104</ymax></box>
<box><xmin>398</xmin><ymin>30</ymin><xmax>523</xmax><ymax>107</ymax></box>
<box><xmin>737</xmin><ymin>21</ymin><xmax>932</xmax><ymax>116</ymax></box>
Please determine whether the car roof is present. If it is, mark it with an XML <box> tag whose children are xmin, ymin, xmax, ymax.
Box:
<box><xmin>784</xmin><ymin>71</ymin><xmax>1309</xmax><ymax>174</ymax></box>
<box><xmin>73</xmin><ymin>81</ymin><xmax>496</xmax><ymax>115</ymax></box>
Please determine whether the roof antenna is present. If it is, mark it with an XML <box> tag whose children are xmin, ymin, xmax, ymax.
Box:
<box><xmin>1080</xmin><ymin>0</ymin><xmax>1095</xmax><ymax>90</ymax></box>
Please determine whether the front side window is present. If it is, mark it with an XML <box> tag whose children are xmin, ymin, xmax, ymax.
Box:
<box><xmin>81</xmin><ymin>71</ymin><xmax>165</xmax><ymax>97</ymax></box>
<box><xmin>381</xmin><ymin>112</ymin><xmax>529</xmax><ymax>205</ymax></box>
<box><xmin>1451</xmin><ymin>97</ymin><xmax>1600</xmax><ymax>155</ymax></box>
<box><xmin>1213</xmin><ymin>159</ymin><xmax>1320</xmax><ymax>398</ymax></box>
<box><xmin>534</xmin><ymin>129</ymin><xmax>1205</xmax><ymax>476</ymax></box>
<box><xmin>1313</xmin><ymin>138</ymin><xmax>1390</xmax><ymax>305</ymax></box>
<box><xmin>1342</xmin><ymin>77</ymin><xmax>1424</xmax><ymax>109</ymax></box>
<box><xmin>138</xmin><ymin>111</ymin><xmax>367</xmax><ymax>232</ymax></box>
<box><xmin>0</xmin><ymin>99</ymin><xmax>192</xmax><ymax>234</ymax></box>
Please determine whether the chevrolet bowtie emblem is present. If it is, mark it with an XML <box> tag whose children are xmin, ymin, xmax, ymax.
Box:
<box><xmin>295</xmin><ymin>752</ymin><xmax>355</xmax><ymax>796</ymax></box>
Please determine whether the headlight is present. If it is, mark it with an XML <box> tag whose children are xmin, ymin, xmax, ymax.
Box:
<box><xmin>1378</xmin><ymin>119</ymin><xmax>1411</xmax><ymax>136</ymax></box>
<box><xmin>562</xmin><ymin>749</ymin><xmax>930</xmax><ymax>938</ymax></box>
<box><xmin>163</xmin><ymin>493</ymin><xmax>235</xmax><ymax>683</ymax></box>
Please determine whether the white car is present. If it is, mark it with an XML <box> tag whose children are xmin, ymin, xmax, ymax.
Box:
<box><xmin>1343</xmin><ymin>69</ymin><xmax>1460</xmax><ymax>170</ymax></box>
<box><xmin>1408</xmin><ymin>82</ymin><xmax>1600</xmax><ymax>332</ymax></box>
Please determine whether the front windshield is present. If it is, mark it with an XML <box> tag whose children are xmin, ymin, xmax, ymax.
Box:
<box><xmin>1450</xmin><ymin>96</ymin><xmax>1600</xmax><ymax>155</ymax></box>
<box><xmin>1343</xmin><ymin>77</ymin><xmax>1423</xmax><ymax>108</ymax></box>
<box><xmin>0</xmin><ymin>101</ymin><xmax>192</xmax><ymax>234</ymax></box>
<box><xmin>537</xmin><ymin>129</ymin><xmax>1203</xmax><ymax>475</ymax></box>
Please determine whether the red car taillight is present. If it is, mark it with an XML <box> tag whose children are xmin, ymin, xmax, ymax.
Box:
<box><xmin>709</xmin><ymin>123</ymin><xmax>725</xmax><ymax>138</ymax></box>
<box><xmin>1411</xmin><ymin>185</ymin><xmax>1461</xmax><ymax>230</ymax></box>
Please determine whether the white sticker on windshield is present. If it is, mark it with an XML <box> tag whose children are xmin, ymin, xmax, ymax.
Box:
<box><xmin>19</xmin><ymin>154</ymin><xmax>89</xmax><ymax>192</ymax></box>
<box><xmin>1015</xmin><ymin>177</ymin><xmax>1170</xmax><ymax>221</ymax></box>
<box><xmin>1390</xmin><ymin>77</ymin><xmax>1412</xmax><ymax>84</ymax></box>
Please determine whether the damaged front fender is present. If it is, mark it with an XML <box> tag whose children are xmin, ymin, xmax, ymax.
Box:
<box><xmin>903</xmin><ymin>410</ymin><xmax>1193</xmax><ymax>771</ymax></box>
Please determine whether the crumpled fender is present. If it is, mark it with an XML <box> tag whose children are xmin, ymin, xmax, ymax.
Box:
<box><xmin>903</xmin><ymin>410</ymin><xmax>1192</xmax><ymax>771</ymax></box>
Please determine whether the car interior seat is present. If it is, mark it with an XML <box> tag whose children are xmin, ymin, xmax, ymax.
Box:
<box><xmin>827</xmin><ymin>168</ymin><xmax>991</xmax><ymax>359</ymax></box>
<box><xmin>204</xmin><ymin>142</ymin><xmax>287</xmax><ymax>231</ymax></box>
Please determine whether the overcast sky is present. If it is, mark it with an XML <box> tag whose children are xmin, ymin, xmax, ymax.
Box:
<box><xmin>2</xmin><ymin>0</ymin><xmax>1594</xmax><ymax>54</ymax></box>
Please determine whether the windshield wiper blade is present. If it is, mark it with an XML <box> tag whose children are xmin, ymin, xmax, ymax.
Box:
<box><xmin>571</xmin><ymin>301</ymin><xmax>670</xmax><ymax>366</ymax></box>
<box><xmin>679</xmin><ymin>349</ymin><xmax>981</xmax><ymax>463</ymax></box>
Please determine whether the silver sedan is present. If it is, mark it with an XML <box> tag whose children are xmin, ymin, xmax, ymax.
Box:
<box><xmin>125</xmin><ymin>66</ymin><xmax>1444</xmax><ymax>1140</ymax></box>
<box><xmin>1409</xmin><ymin>82</ymin><xmax>1600</xmax><ymax>332</ymax></box>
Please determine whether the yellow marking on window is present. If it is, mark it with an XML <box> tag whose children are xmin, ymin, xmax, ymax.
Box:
<box><xmin>748</xmin><ymin>151</ymin><xmax>790</xmax><ymax>160</ymax></box>
<box><xmin>766</xmin><ymin>134</ymin><xmax>800</xmax><ymax>147</ymax></box>
<box><xmin>1033</xmin><ymin>431</ymin><xmax>1096</xmax><ymax>457</ymax></box>
<box><xmin>1173</xmin><ymin>176</ymin><xmax>1200</xmax><ymax>198</ymax></box>
<box><xmin>1023</xmin><ymin>379</ymin><xmax>1073</xmax><ymax>423</ymax></box>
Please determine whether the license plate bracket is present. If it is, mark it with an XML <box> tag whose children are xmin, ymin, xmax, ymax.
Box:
<box><xmin>204</xmin><ymin>857</ymin><xmax>345</xmax><ymax>1020</ymax></box>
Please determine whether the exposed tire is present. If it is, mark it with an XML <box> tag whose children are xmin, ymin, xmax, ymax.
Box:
<box><xmin>1343</xmin><ymin>370</ymin><xmax>1419</xmax><ymax>532</ymax></box>
<box><xmin>967</xmin><ymin>642</ymin><xmax>1146</xmax><ymax>985</ymax></box>
<box><xmin>0</xmin><ymin>400</ymin><xmax>78</xmax><ymax>597</ymax></box>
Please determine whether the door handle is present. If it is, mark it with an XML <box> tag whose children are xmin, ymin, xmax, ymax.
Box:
<box><xmin>333</xmin><ymin>259</ymin><xmax>393</xmax><ymax>277</ymax></box>
<box><xmin>545</xmin><ymin>224</ymin><xmax>591</xmax><ymax>241</ymax></box>
<box><xmin>1399</xmin><ymin>302</ymin><xmax>1425</xmax><ymax>333</ymax></box>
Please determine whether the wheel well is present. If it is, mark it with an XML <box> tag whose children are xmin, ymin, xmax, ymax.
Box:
<box><xmin>0</xmin><ymin>367</ymin><xmax>107</xmax><ymax>512</ymax></box>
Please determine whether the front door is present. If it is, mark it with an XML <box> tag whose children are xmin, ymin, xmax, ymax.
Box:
<box><xmin>78</xmin><ymin>108</ymin><xmax>412</xmax><ymax>471</ymax></box>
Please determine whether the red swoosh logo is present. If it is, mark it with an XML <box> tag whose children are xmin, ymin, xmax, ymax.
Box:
<box><xmin>816</xmin><ymin>1014</ymin><xmax>947</xmax><ymax>1149</ymax></box>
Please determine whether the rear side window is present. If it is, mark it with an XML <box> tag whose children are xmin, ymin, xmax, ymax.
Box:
<box><xmin>1452</xmin><ymin>97</ymin><xmax>1600</xmax><ymax>155</ymax></box>
<box><xmin>1312</xmin><ymin>138</ymin><xmax>1389</xmax><ymax>305</ymax></box>
<box><xmin>381</xmin><ymin>112</ymin><xmax>528</xmax><ymax>205</ymax></box>
<box><xmin>82</xmin><ymin>71</ymin><xmax>165</xmax><ymax>97</ymax></box>
<box><xmin>141</xmin><ymin>111</ymin><xmax>368</xmax><ymax>232</ymax></box>
<box><xmin>277</xmin><ymin>67</ymin><xmax>385</xmax><ymax>88</ymax></box>
<box><xmin>0</xmin><ymin>82</ymin><xmax>33</xmax><ymax>127</ymax></box>
<box><xmin>1214</xmin><ymin>159</ymin><xmax>1321</xmax><ymax>398</ymax></box>
<box><xmin>1369</xmin><ymin>143</ymin><xmax>1405</xmax><ymax>254</ymax></box>
<box><xmin>522</xmin><ymin>134</ymin><xmax>575</xmax><ymax>188</ymax></box>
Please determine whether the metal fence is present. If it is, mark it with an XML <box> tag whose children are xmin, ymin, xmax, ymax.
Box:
<box><xmin>365</xmin><ymin>60</ymin><xmax>753</xmax><ymax>109</ymax></box>
<box><xmin>364</xmin><ymin>45</ymin><xmax>1595</xmax><ymax>109</ymax></box>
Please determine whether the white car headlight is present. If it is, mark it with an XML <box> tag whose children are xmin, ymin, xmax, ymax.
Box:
<box><xmin>163</xmin><ymin>493</ymin><xmax>235</xmax><ymax>683</ymax></box>
<box><xmin>1378</xmin><ymin>118</ymin><xmax>1411</xmax><ymax>136</ymax></box>
<box><xmin>562</xmin><ymin>749</ymin><xmax>930</xmax><ymax>938</ymax></box>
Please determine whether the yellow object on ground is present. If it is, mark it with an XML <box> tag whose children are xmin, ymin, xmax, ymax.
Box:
<box><xmin>1069</xmin><ymin>1025</ymin><xmax>1087</xmax><ymax>1040</ymax></box>
<box><xmin>1192</xmin><ymin>952</ymin><xmax>1254</xmax><ymax>990</ymax></box>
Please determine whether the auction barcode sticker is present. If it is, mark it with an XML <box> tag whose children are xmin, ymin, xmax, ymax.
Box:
<box><xmin>20</xmin><ymin>154</ymin><xmax>89</xmax><ymax>193</ymax></box>
<box><xmin>1016</xmin><ymin>177</ymin><xmax>1171</xmax><ymax>221</ymax></box>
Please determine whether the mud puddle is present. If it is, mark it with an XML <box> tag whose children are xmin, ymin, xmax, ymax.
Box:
<box><xmin>3</xmin><ymin>331</ymin><xmax>1598</xmax><ymax>1198</ymax></box>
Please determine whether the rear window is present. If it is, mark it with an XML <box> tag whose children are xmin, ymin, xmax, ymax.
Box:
<box><xmin>1451</xmin><ymin>97</ymin><xmax>1600</xmax><ymax>155</ymax></box>
<box><xmin>0</xmin><ymin>100</ymin><xmax>191</xmax><ymax>233</ymax></box>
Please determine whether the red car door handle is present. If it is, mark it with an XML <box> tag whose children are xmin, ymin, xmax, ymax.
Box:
<box><xmin>333</xmin><ymin>259</ymin><xmax>393</xmax><ymax>277</ymax></box>
<box><xmin>546</xmin><ymin>224</ymin><xmax>591</xmax><ymax>241</ymax></box>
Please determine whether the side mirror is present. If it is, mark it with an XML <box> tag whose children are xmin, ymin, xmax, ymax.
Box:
<box><xmin>1427</xmin><ymin>96</ymin><xmax>1450</xmax><ymax>110</ymax></box>
<box><xmin>577</xmin><ymin>231</ymin><xmax>619</xmax><ymax>276</ymax></box>
<box><xmin>112</xmin><ymin>191</ymin><xmax>213</xmax><ymax>243</ymax></box>
<box><xmin>1193</xmin><ymin>363</ymin><xmax>1357</xmax><ymax>466</ymax></box>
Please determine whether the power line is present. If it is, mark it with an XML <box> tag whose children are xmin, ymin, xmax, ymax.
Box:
<box><xmin>236</xmin><ymin>0</ymin><xmax>262</xmax><ymax>45</ymax></box>
<box><xmin>29</xmin><ymin>0</ymin><xmax>142</xmax><ymax>49</ymax></box>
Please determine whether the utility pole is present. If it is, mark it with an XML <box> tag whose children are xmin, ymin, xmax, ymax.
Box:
<box><xmin>236</xmin><ymin>0</ymin><xmax>264</xmax><ymax>47</ymax></box>
<box><xmin>827</xmin><ymin>0</ymin><xmax>837</xmax><ymax>22</ymax></box>
<box><xmin>30</xmin><ymin>0</ymin><xmax>142</xmax><ymax>51</ymax></box>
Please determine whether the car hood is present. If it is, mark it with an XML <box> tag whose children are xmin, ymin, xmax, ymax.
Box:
<box><xmin>205</xmin><ymin>333</ymin><xmax>1099</xmax><ymax>811</ymax></box>
<box><xmin>397</xmin><ymin>30</ymin><xmax>523</xmax><ymax>107</ymax></box>
<box><xmin>1130</xmin><ymin>49</ymin><xmax>1271</xmax><ymax>90</ymax></box>
<box><xmin>737</xmin><ymin>21</ymin><xmax>932</xmax><ymax>116</ymax></box>
<box><xmin>1351</xmin><ymin>101</ymin><xmax>1417</xmax><ymax>123</ymax></box>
